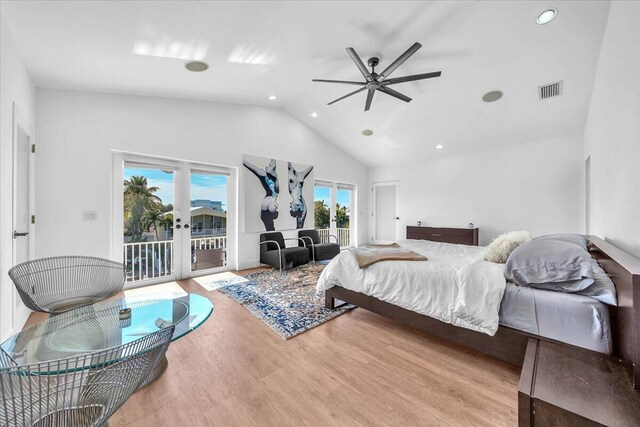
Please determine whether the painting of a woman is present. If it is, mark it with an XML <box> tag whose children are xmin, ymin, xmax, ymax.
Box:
<box><xmin>243</xmin><ymin>158</ymin><xmax>279</xmax><ymax>231</ymax></box>
<box><xmin>288</xmin><ymin>162</ymin><xmax>314</xmax><ymax>229</ymax></box>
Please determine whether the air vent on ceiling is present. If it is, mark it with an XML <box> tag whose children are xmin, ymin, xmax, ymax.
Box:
<box><xmin>539</xmin><ymin>81</ymin><xmax>563</xmax><ymax>100</ymax></box>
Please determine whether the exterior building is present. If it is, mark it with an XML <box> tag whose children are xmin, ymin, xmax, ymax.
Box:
<box><xmin>190</xmin><ymin>199</ymin><xmax>223</xmax><ymax>211</ymax></box>
<box><xmin>190</xmin><ymin>206</ymin><xmax>227</xmax><ymax>236</ymax></box>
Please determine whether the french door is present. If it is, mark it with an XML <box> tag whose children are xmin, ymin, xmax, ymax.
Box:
<box><xmin>113</xmin><ymin>154</ymin><xmax>236</xmax><ymax>285</ymax></box>
<box><xmin>314</xmin><ymin>181</ymin><xmax>355</xmax><ymax>248</ymax></box>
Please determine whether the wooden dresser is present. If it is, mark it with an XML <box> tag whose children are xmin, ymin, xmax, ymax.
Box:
<box><xmin>519</xmin><ymin>339</ymin><xmax>640</xmax><ymax>426</ymax></box>
<box><xmin>406</xmin><ymin>226</ymin><xmax>479</xmax><ymax>246</ymax></box>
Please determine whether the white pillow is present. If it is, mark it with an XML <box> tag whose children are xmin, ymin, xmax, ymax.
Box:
<box><xmin>484</xmin><ymin>231</ymin><xmax>532</xmax><ymax>263</ymax></box>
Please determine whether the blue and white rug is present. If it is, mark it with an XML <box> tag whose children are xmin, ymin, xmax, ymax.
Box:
<box><xmin>218</xmin><ymin>262</ymin><xmax>354</xmax><ymax>339</ymax></box>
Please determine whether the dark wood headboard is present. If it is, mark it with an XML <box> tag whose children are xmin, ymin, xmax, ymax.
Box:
<box><xmin>588</xmin><ymin>236</ymin><xmax>640</xmax><ymax>389</ymax></box>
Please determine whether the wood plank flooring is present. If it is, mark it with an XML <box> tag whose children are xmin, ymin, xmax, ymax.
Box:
<box><xmin>25</xmin><ymin>270</ymin><xmax>521</xmax><ymax>426</ymax></box>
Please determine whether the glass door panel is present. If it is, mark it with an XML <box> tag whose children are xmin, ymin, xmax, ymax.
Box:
<box><xmin>336</xmin><ymin>187</ymin><xmax>352</xmax><ymax>247</ymax></box>
<box><xmin>313</xmin><ymin>184</ymin><xmax>332</xmax><ymax>243</ymax></box>
<box><xmin>190</xmin><ymin>171</ymin><xmax>229</xmax><ymax>273</ymax></box>
<box><xmin>123</xmin><ymin>166</ymin><xmax>175</xmax><ymax>283</ymax></box>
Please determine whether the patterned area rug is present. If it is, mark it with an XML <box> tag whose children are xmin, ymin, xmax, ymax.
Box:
<box><xmin>218</xmin><ymin>262</ymin><xmax>354</xmax><ymax>339</ymax></box>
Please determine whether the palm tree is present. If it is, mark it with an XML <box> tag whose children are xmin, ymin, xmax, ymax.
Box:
<box><xmin>162</xmin><ymin>213</ymin><xmax>174</xmax><ymax>237</ymax></box>
<box><xmin>124</xmin><ymin>176</ymin><xmax>161</xmax><ymax>201</ymax></box>
<box><xmin>142</xmin><ymin>209</ymin><xmax>164</xmax><ymax>241</ymax></box>
<box><xmin>124</xmin><ymin>176</ymin><xmax>162</xmax><ymax>240</ymax></box>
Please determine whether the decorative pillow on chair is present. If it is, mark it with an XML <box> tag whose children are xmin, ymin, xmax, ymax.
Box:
<box><xmin>484</xmin><ymin>231</ymin><xmax>532</xmax><ymax>263</ymax></box>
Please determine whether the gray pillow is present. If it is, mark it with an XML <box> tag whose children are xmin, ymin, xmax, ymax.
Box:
<box><xmin>533</xmin><ymin>234</ymin><xmax>588</xmax><ymax>250</ymax></box>
<box><xmin>577</xmin><ymin>259</ymin><xmax>617</xmax><ymax>305</ymax></box>
<box><xmin>504</xmin><ymin>239</ymin><xmax>594</xmax><ymax>291</ymax></box>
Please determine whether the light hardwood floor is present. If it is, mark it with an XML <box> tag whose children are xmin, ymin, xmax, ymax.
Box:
<box><xmin>26</xmin><ymin>271</ymin><xmax>520</xmax><ymax>426</ymax></box>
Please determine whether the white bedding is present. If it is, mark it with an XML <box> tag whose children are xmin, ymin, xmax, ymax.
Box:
<box><xmin>317</xmin><ymin>239</ymin><xmax>507</xmax><ymax>335</ymax></box>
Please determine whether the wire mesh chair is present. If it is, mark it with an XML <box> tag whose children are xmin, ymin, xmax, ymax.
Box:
<box><xmin>8</xmin><ymin>256</ymin><xmax>126</xmax><ymax>314</ymax></box>
<box><xmin>0</xmin><ymin>325</ymin><xmax>174</xmax><ymax>427</ymax></box>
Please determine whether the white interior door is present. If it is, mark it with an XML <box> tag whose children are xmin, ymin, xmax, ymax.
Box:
<box><xmin>373</xmin><ymin>182</ymin><xmax>399</xmax><ymax>243</ymax></box>
<box><xmin>11</xmin><ymin>103</ymin><xmax>34</xmax><ymax>330</ymax></box>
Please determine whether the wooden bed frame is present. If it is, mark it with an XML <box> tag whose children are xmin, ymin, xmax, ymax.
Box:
<box><xmin>324</xmin><ymin>235</ymin><xmax>640</xmax><ymax>389</ymax></box>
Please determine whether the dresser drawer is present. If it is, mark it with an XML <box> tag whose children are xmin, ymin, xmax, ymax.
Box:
<box><xmin>406</xmin><ymin>226</ymin><xmax>479</xmax><ymax>246</ymax></box>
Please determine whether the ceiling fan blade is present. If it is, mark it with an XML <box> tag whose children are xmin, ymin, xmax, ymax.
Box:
<box><xmin>327</xmin><ymin>87</ymin><xmax>367</xmax><ymax>105</ymax></box>
<box><xmin>384</xmin><ymin>71</ymin><xmax>442</xmax><ymax>85</ymax></box>
<box><xmin>378</xmin><ymin>42</ymin><xmax>422</xmax><ymax>80</ymax></box>
<box><xmin>346</xmin><ymin>47</ymin><xmax>373</xmax><ymax>82</ymax></box>
<box><xmin>313</xmin><ymin>79</ymin><xmax>366</xmax><ymax>85</ymax></box>
<box><xmin>364</xmin><ymin>88</ymin><xmax>375</xmax><ymax>111</ymax></box>
<box><xmin>377</xmin><ymin>86</ymin><xmax>412</xmax><ymax>103</ymax></box>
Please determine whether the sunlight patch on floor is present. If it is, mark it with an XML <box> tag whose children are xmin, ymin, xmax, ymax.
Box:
<box><xmin>192</xmin><ymin>271</ymin><xmax>249</xmax><ymax>291</ymax></box>
<box><xmin>124</xmin><ymin>281</ymin><xmax>187</xmax><ymax>301</ymax></box>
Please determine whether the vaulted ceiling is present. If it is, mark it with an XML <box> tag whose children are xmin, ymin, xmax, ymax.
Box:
<box><xmin>1</xmin><ymin>1</ymin><xmax>610</xmax><ymax>166</ymax></box>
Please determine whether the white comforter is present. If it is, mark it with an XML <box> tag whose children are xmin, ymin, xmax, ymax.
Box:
<box><xmin>317</xmin><ymin>239</ymin><xmax>507</xmax><ymax>335</ymax></box>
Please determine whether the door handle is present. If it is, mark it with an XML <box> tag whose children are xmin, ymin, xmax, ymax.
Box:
<box><xmin>13</xmin><ymin>231</ymin><xmax>29</xmax><ymax>239</ymax></box>
<box><xmin>394</xmin><ymin>217</ymin><xmax>400</xmax><ymax>220</ymax></box>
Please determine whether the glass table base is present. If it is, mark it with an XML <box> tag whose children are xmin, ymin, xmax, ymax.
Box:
<box><xmin>136</xmin><ymin>355</ymin><xmax>169</xmax><ymax>391</ymax></box>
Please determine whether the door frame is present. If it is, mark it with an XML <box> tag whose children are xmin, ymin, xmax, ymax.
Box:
<box><xmin>11</xmin><ymin>102</ymin><xmax>35</xmax><ymax>331</ymax></box>
<box><xmin>112</xmin><ymin>151</ymin><xmax>238</xmax><ymax>288</ymax></box>
<box><xmin>372</xmin><ymin>181</ymin><xmax>400</xmax><ymax>243</ymax></box>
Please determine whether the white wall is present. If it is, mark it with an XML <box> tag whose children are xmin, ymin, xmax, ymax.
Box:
<box><xmin>369</xmin><ymin>135</ymin><xmax>584</xmax><ymax>246</ymax></box>
<box><xmin>0</xmin><ymin>14</ymin><xmax>36</xmax><ymax>340</ymax></box>
<box><xmin>34</xmin><ymin>89</ymin><xmax>368</xmax><ymax>269</ymax></box>
<box><xmin>583</xmin><ymin>1</ymin><xmax>640</xmax><ymax>259</ymax></box>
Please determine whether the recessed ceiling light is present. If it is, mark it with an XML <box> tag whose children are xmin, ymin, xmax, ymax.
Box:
<box><xmin>310</xmin><ymin>112</ymin><xmax>318</xmax><ymax>118</ymax></box>
<box><xmin>482</xmin><ymin>90</ymin><xmax>503</xmax><ymax>102</ymax></box>
<box><xmin>536</xmin><ymin>8</ymin><xmax>557</xmax><ymax>25</ymax></box>
<box><xmin>184</xmin><ymin>60</ymin><xmax>209</xmax><ymax>72</ymax></box>
<box><xmin>362</xmin><ymin>129</ymin><xmax>374</xmax><ymax>136</ymax></box>
<box><xmin>268</xmin><ymin>95</ymin><xmax>277</xmax><ymax>100</ymax></box>
<box><xmin>435</xmin><ymin>144</ymin><xmax>444</xmax><ymax>150</ymax></box>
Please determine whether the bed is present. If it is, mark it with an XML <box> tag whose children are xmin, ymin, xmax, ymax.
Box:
<box><xmin>320</xmin><ymin>236</ymin><xmax>640</xmax><ymax>389</ymax></box>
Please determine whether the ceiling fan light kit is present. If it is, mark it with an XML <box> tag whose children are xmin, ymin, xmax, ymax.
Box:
<box><xmin>313</xmin><ymin>42</ymin><xmax>442</xmax><ymax>112</ymax></box>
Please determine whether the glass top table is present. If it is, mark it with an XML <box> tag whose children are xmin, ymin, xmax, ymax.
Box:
<box><xmin>1</xmin><ymin>292</ymin><xmax>212</xmax><ymax>387</ymax></box>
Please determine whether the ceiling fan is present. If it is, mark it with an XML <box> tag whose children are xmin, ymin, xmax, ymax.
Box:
<box><xmin>312</xmin><ymin>42</ymin><xmax>441</xmax><ymax>112</ymax></box>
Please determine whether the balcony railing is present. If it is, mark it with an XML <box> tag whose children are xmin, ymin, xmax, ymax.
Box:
<box><xmin>123</xmin><ymin>229</ymin><xmax>349</xmax><ymax>282</ymax></box>
<box><xmin>123</xmin><ymin>235</ymin><xmax>227</xmax><ymax>282</ymax></box>
<box><xmin>316</xmin><ymin>228</ymin><xmax>350</xmax><ymax>248</ymax></box>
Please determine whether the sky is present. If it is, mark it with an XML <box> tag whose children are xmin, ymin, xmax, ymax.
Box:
<box><xmin>124</xmin><ymin>167</ymin><xmax>351</xmax><ymax>210</ymax></box>
<box><xmin>124</xmin><ymin>168</ymin><xmax>228</xmax><ymax>208</ymax></box>
<box><xmin>314</xmin><ymin>187</ymin><xmax>351</xmax><ymax>208</ymax></box>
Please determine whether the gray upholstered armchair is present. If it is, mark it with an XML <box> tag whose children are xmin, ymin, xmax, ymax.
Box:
<box><xmin>259</xmin><ymin>232</ymin><xmax>310</xmax><ymax>271</ymax></box>
<box><xmin>298</xmin><ymin>229</ymin><xmax>341</xmax><ymax>261</ymax></box>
